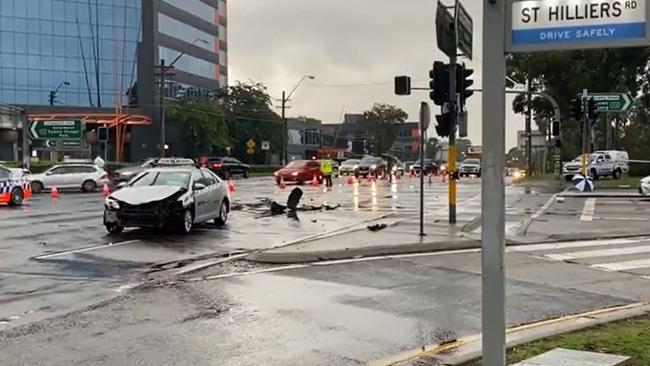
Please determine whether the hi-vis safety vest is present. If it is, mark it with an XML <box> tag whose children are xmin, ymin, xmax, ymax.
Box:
<box><xmin>320</xmin><ymin>160</ymin><xmax>333</xmax><ymax>175</ymax></box>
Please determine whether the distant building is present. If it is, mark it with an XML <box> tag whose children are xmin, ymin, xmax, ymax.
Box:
<box><xmin>389</xmin><ymin>122</ymin><xmax>419</xmax><ymax>161</ymax></box>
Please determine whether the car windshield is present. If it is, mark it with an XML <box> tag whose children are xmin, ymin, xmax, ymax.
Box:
<box><xmin>464</xmin><ymin>159</ymin><xmax>480</xmax><ymax>165</ymax></box>
<box><xmin>360</xmin><ymin>157</ymin><xmax>378</xmax><ymax>164</ymax></box>
<box><xmin>130</xmin><ymin>171</ymin><xmax>190</xmax><ymax>188</ymax></box>
<box><xmin>286</xmin><ymin>161</ymin><xmax>308</xmax><ymax>168</ymax></box>
<box><xmin>343</xmin><ymin>159</ymin><xmax>359</xmax><ymax>165</ymax></box>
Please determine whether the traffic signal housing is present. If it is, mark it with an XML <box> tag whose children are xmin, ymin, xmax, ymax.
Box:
<box><xmin>586</xmin><ymin>97</ymin><xmax>598</xmax><ymax>120</ymax></box>
<box><xmin>97</xmin><ymin>127</ymin><xmax>109</xmax><ymax>143</ymax></box>
<box><xmin>435</xmin><ymin>111</ymin><xmax>453</xmax><ymax>138</ymax></box>
<box><xmin>456</xmin><ymin>63</ymin><xmax>474</xmax><ymax>107</ymax></box>
<box><xmin>394</xmin><ymin>76</ymin><xmax>411</xmax><ymax>96</ymax></box>
<box><xmin>551</xmin><ymin>119</ymin><xmax>560</xmax><ymax>137</ymax></box>
<box><xmin>430</xmin><ymin>61</ymin><xmax>449</xmax><ymax>106</ymax></box>
<box><xmin>569</xmin><ymin>98</ymin><xmax>583</xmax><ymax>120</ymax></box>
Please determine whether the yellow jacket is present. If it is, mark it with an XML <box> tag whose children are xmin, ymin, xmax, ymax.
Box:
<box><xmin>320</xmin><ymin>160</ymin><xmax>333</xmax><ymax>175</ymax></box>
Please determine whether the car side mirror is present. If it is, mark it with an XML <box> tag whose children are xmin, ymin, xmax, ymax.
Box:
<box><xmin>46</xmin><ymin>171</ymin><xmax>53</xmax><ymax>176</ymax></box>
<box><xmin>193</xmin><ymin>182</ymin><xmax>206</xmax><ymax>191</ymax></box>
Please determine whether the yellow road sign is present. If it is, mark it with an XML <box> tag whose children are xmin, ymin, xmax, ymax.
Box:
<box><xmin>246</xmin><ymin>139</ymin><xmax>256</xmax><ymax>149</ymax></box>
<box><xmin>246</xmin><ymin>148</ymin><xmax>255</xmax><ymax>155</ymax></box>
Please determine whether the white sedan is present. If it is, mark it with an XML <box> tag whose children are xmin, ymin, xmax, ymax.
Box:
<box><xmin>640</xmin><ymin>176</ymin><xmax>650</xmax><ymax>195</ymax></box>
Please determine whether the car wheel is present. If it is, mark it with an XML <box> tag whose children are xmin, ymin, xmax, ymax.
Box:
<box><xmin>82</xmin><ymin>180</ymin><xmax>96</xmax><ymax>192</ymax></box>
<box><xmin>613</xmin><ymin>168</ymin><xmax>622</xmax><ymax>180</ymax></box>
<box><xmin>243</xmin><ymin>170</ymin><xmax>250</xmax><ymax>179</ymax></box>
<box><xmin>215</xmin><ymin>199</ymin><xmax>229</xmax><ymax>226</ymax></box>
<box><xmin>31</xmin><ymin>181</ymin><xmax>43</xmax><ymax>193</ymax></box>
<box><xmin>8</xmin><ymin>187</ymin><xmax>24</xmax><ymax>207</ymax></box>
<box><xmin>105</xmin><ymin>222</ymin><xmax>124</xmax><ymax>234</ymax></box>
<box><xmin>178</xmin><ymin>209</ymin><xmax>194</xmax><ymax>234</ymax></box>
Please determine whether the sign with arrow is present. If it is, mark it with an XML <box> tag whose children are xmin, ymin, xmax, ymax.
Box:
<box><xmin>30</xmin><ymin>120</ymin><xmax>83</xmax><ymax>140</ymax></box>
<box><xmin>583</xmin><ymin>93</ymin><xmax>634</xmax><ymax>112</ymax></box>
<box><xmin>455</xmin><ymin>0</ymin><xmax>473</xmax><ymax>59</ymax></box>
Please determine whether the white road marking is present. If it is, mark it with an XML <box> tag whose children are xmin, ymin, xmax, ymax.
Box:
<box><xmin>580</xmin><ymin>198</ymin><xmax>596</xmax><ymax>221</ymax></box>
<box><xmin>34</xmin><ymin>239</ymin><xmax>141</xmax><ymax>260</ymax></box>
<box><xmin>531</xmin><ymin>193</ymin><xmax>559</xmax><ymax>220</ymax></box>
<box><xmin>545</xmin><ymin>245</ymin><xmax>650</xmax><ymax>261</ymax></box>
<box><xmin>592</xmin><ymin>258</ymin><xmax>650</xmax><ymax>272</ymax></box>
<box><xmin>508</xmin><ymin>238</ymin><xmax>645</xmax><ymax>253</ymax></box>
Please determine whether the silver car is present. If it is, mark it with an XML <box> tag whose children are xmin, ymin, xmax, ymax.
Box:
<box><xmin>30</xmin><ymin>164</ymin><xmax>108</xmax><ymax>193</ymax></box>
<box><xmin>103</xmin><ymin>166</ymin><xmax>229</xmax><ymax>234</ymax></box>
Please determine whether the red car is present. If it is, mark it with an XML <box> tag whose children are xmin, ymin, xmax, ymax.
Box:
<box><xmin>274</xmin><ymin>160</ymin><xmax>322</xmax><ymax>184</ymax></box>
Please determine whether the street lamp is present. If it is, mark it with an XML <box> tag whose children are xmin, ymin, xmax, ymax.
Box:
<box><xmin>49</xmin><ymin>81</ymin><xmax>70</xmax><ymax>106</ymax></box>
<box><xmin>282</xmin><ymin>75</ymin><xmax>315</xmax><ymax>164</ymax></box>
<box><xmin>158</xmin><ymin>38</ymin><xmax>209</xmax><ymax>157</ymax></box>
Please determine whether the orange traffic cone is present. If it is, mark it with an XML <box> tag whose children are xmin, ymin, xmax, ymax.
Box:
<box><xmin>102</xmin><ymin>183</ymin><xmax>110</xmax><ymax>197</ymax></box>
<box><xmin>442</xmin><ymin>173</ymin><xmax>447</xmax><ymax>183</ymax></box>
<box><xmin>50</xmin><ymin>186</ymin><xmax>59</xmax><ymax>199</ymax></box>
<box><xmin>396</xmin><ymin>173</ymin><xmax>401</xmax><ymax>181</ymax></box>
<box><xmin>347</xmin><ymin>176</ymin><xmax>355</xmax><ymax>185</ymax></box>
<box><xmin>311</xmin><ymin>174</ymin><xmax>319</xmax><ymax>187</ymax></box>
<box><xmin>428</xmin><ymin>174</ymin><xmax>433</xmax><ymax>185</ymax></box>
<box><xmin>279</xmin><ymin>177</ymin><xmax>286</xmax><ymax>190</ymax></box>
<box><xmin>228</xmin><ymin>178</ymin><xmax>235</xmax><ymax>193</ymax></box>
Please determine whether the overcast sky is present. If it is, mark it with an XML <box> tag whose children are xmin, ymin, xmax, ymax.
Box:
<box><xmin>228</xmin><ymin>0</ymin><xmax>524</xmax><ymax>151</ymax></box>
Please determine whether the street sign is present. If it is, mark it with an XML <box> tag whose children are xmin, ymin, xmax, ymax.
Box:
<box><xmin>419</xmin><ymin>101</ymin><xmax>431</xmax><ymax>131</ymax></box>
<box><xmin>583</xmin><ymin>93</ymin><xmax>634</xmax><ymax>112</ymax></box>
<box><xmin>246</xmin><ymin>148</ymin><xmax>255</xmax><ymax>155</ymax></box>
<box><xmin>455</xmin><ymin>0</ymin><xmax>473</xmax><ymax>59</ymax></box>
<box><xmin>261</xmin><ymin>141</ymin><xmax>270</xmax><ymax>150</ymax></box>
<box><xmin>436</xmin><ymin>1</ymin><xmax>456</xmax><ymax>58</ymax></box>
<box><xmin>507</xmin><ymin>0</ymin><xmax>650</xmax><ymax>53</ymax></box>
<box><xmin>246</xmin><ymin>139</ymin><xmax>256</xmax><ymax>149</ymax></box>
<box><xmin>30</xmin><ymin>120</ymin><xmax>83</xmax><ymax>140</ymax></box>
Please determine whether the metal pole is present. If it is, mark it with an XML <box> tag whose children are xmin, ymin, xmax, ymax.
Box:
<box><xmin>605</xmin><ymin>112</ymin><xmax>610</xmax><ymax>149</ymax></box>
<box><xmin>482</xmin><ymin>0</ymin><xmax>506</xmax><ymax>364</ymax></box>
<box><xmin>448</xmin><ymin>58</ymin><xmax>457</xmax><ymax>224</ymax></box>
<box><xmin>525</xmin><ymin>75</ymin><xmax>532</xmax><ymax>176</ymax></box>
<box><xmin>159</xmin><ymin>59</ymin><xmax>166</xmax><ymax>158</ymax></box>
<box><xmin>282</xmin><ymin>91</ymin><xmax>287</xmax><ymax>165</ymax></box>
<box><xmin>580</xmin><ymin>89</ymin><xmax>588</xmax><ymax>176</ymax></box>
<box><xmin>21</xmin><ymin>112</ymin><xmax>30</xmax><ymax>170</ymax></box>
<box><xmin>419</xmin><ymin>104</ymin><xmax>426</xmax><ymax>236</ymax></box>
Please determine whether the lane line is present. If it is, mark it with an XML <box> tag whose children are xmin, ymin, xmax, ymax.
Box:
<box><xmin>33</xmin><ymin>240</ymin><xmax>141</xmax><ymax>260</ymax></box>
<box><xmin>545</xmin><ymin>244</ymin><xmax>650</xmax><ymax>261</ymax></box>
<box><xmin>508</xmin><ymin>238</ymin><xmax>646</xmax><ymax>253</ymax></box>
<box><xmin>592</xmin><ymin>258</ymin><xmax>650</xmax><ymax>272</ymax></box>
<box><xmin>531</xmin><ymin>193</ymin><xmax>559</xmax><ymax>220</ymax></box>
<box><xmin>580</xmin><ymin>198</ymin><xmax>596</xmax><ymax>221</ymax></box>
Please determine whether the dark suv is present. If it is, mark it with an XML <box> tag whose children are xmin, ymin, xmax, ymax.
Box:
<box><xmin>205</xmin><ymin>157</ymin><xmax>251</xmax><ymax>179</ymax></box>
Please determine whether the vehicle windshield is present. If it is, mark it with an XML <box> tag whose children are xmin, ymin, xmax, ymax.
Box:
<box><xmin>286</xmin><ymin>160</ymin><xmax>308</xmax><ymax>168</ymax></box>
<box><xmin>343</xmin><ymin>159</ymin><xmax>359</xmax><ymax>165</ymax></box>
<box><xmin>360</xmin><ymin>157</ymin><xmax>378</xmax><ymax>164</ymax></box>
<box><xmin>464</xmin><ymin>159</ymin><xmax>480</xmax><ymax>165</ymax></box>
<box><xmin>129</xmin><ymin>171</ymin><xmax>190</xmax><ymax>188</ymax></box>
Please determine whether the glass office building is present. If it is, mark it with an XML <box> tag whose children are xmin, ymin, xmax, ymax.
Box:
<box><xmin>0</xmin><ymin>0</ymin><xmax>141</xmax><ymax>108</ymax></box>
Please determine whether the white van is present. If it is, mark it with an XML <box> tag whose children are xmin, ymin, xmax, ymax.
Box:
<box><xmin>594</xmin><ymin>150</ymin><xmax>629</xmax><ymax>174</ymax></box>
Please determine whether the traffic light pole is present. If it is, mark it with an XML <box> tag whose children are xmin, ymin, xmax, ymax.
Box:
<box><xmin>447</xmin><ymin>60</ymin><xmax>457</xmax><ymax>225</ymax></box>
<box><xmin>581</xmin><ymin>89</ymin><xmax>589</xmax><ymax>176</ymax></box>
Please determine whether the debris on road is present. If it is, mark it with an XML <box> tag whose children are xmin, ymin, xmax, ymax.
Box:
<box><xmin>367</xmin><ymin>223</ymin><xmax>387</xmax><ymax>232</ymax></box>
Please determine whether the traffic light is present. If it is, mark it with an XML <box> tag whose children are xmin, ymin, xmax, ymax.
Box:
<box><xmin>49</xmin><ymin>91</ymin><xmax>56</xmax><ymax>106</ymax></box>
<box><xmin>429</xmin><ymin>61</ymin><xmax>449</xmax><ymax>106</ymax></box>
<box><xmin>97</xmin><ymin>127</ymin><xmax>108</xmax><ymax>142</ymax></box>
<box><xmin>551</xmin><ymin>119</ymin><xmax>560</xmax><ymax>137</ymax></box>
<box><xmin>586</xmin><ymin>97</ymin><xmax>598</xmax><ymax>120</ymax></box>
<box><xmin>394</xmin><ymin>76</ymin><xmax>411</xmax><ymax>96</ymax></box>
<box><xmin>435</xmin><ymin>111</ymin><xmax>453</xmax><ymax>137</ymax></box>
<box><xmin>456</xmin><ymin>63</ymin><xmax>474</xmax><ymax>106</ymax></box>
<box><xmin>569</xmin><ymin>98</ymin><xmax>583</xmax><ymax>120</ymax></box>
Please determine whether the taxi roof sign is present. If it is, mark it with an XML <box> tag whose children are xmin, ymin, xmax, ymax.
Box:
<box><xmin>155</xmin><ymin>158</ymin><xmax>196</xmax><ymax>167</ymax></box>
<box><xmin>507</xmin><ymin>0</ymin><xmax>650</xmax><ymax>52</ymax></box>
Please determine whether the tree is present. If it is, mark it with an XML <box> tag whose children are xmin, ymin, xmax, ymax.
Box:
<box><xmin>223</xmin><ymin>81</ymin><xmax>283</xmax><ymax>163</ymax></box>
<box><xmin>425</xmin><ymin>137</ymin><xmax>441</xmax><ymax>160</ymax></box>
<box><xmin>455</xmin><ymin>138</ymin><xmax>473</xmax><ymax>161</ymax></box>
<box><xmin>166</xmin><ymin>100</ymin><xmax>230</xmax><ymax>158</ymax></box>
<box><xmin>360</xmin><ymin>103</ymin><xmax>408</xmax><ymax>154</ymax></box>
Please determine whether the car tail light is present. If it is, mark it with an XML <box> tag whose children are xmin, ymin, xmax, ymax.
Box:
<box><xmin>212</xmin><ymin>163</ymin><xmax>222</xmax><ymax>168</ymax></box>
<box><xmin>101</xmin><ymin>172</ymin><xmax>108</xmax><ymax>179</ymax></box>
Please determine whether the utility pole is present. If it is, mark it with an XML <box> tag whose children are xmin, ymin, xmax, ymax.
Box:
<box><xmin>525</xmin><ymin>74</ymin><xmax>533</xmax><ymax>177</ymax></box>
<box><xmin>159</xmin><ymin>59</ymin><xmax>166</xmax><ymax>158</ymax></box>
<box><xmin>282</xmin><ymin>91</ymin><xmax>287</xmax><ymax>165</ymax></box>
<box><xmin>580</xmin><ymin>89</ymin><xmax>589</xmax><ymax>176</ymax></box>
<box><xmin>482</xmin><ymin>0</ymin><xmax>506</xmax><ymax>364</ymax></box>
<box><xmin>447</xmin><ymin>60</ymin><xmax>457</xmax><ymax>224</ymax></box>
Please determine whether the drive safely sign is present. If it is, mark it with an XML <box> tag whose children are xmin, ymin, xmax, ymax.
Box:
<box><xmin>508</xmin><ymin>0</ymin><xmax>650</xmax><ymax>52</ymax></box>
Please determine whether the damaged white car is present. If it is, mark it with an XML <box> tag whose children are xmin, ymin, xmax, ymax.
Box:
<box><xmin>103</xmin><ymin>166</ymin><xmax>229</xmax><ymax>234</ymax></box>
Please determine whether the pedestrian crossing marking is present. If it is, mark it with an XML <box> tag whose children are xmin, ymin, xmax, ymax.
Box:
<box><xmin>580</xmin><ymin>198</ymin><xmax>596</xmax><ymax>221</ymax></box>
<box><xmin>509</xmin><ymin>238</ymin><xmax>642</xmax><ymax>253</ymax></box>
<box><xmin>545</xmin><ymin>245</ymin><xmax>650</xmax><ymax>261</ymax></box>
<box><xmin>592</xmin><ymin>258</ymin><xmax>650</xmax><ymax>272</ymax></box>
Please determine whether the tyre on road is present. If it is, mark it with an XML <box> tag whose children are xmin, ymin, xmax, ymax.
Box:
<box><xmin>613</xmin><ymin>168</ymin><xmax>622</xmax><ymax>180</ymax></box>
<box><xmin>8</xmin><ymin>187</ymin><xmax>24</xmax><ymax>207</ymax></box>
<box><xmin>177</xmin><ymin>208</ymin><xmax>194</xmax><ymax>234</ymax></box>
<box><xmin>243</xmin><ymin>169</ymin><xmax>250</xmax><ymax>179</ymax></box>
<box><xmin>31</xmin><ymin>181</ymin><xmax>44</xmax><ymax>193</ymax></box>
<box><xmin>590</xmin><ymin>168</ymin><xmax>599</xmax><ymax>180</ymax></box>
<box><xmin>105</xmin><ymin>222</ymin><xmax>124</xmax><ymax>234</ymax></box>
<box><xmin>82</xmin><ymin>180</ymin><xmax>96</xmax><ymax>192</ymax></box>
<box><xmin>215</xmin><ymin>199</ymin><xmax>229</xmax><ymax>226</ymax></box>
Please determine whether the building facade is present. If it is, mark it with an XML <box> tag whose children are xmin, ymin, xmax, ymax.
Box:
<box><xmin>0</xmin><ymin>0</ymin><xmax>228</xmax><ymax>161</ymax></box>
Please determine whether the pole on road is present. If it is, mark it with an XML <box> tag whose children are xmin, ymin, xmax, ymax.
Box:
<box><xmin>482</xmin><ymin>0</ymin><xmax>506</xmax><ymax>364</ymax></box>
<box><xmin>525</xmin><ymin>73</ymin><xmax>533</xmax><ymax>177</ymax></box>
<box><xmin>419</xmin><ymin>101</ymin><xmax>430</xmax><ymax>236</ymax></box>
<box><xmin>282</xmin><ymin>91</ymin><xmax>287</xmax><ymax>165</ymax></box>
<box><xmin>580</xmin><ymin>89</ymin><xmax>589</xmax><ymax>176</ymax></box>
<box><xmin>448</xmin><ymin>59</ymin><xmax>457</xmax><ymax>225</ymax></box>
<box><xmin>159</xmin><ymin>59</ymin><xmax>166</xmax><ymax>158</ymax></box>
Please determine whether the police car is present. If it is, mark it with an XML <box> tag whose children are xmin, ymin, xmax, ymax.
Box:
<box><xmin>0</xmin><ymin>164</ymin><xmax>31</xmax><ymax>207</ymax></box>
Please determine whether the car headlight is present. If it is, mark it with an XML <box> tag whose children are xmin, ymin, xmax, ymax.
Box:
<box><xmin>392</xmin><ymin>166</ymin><xmax>397</xmax><ymax>171</ymax></box>
<box><xmin>292</xmin><ymin>171</ymin><xmax>299</xmax><ymax>176</ymax></box>
<box><xmin>353</xmin><ymin>165</ymin><xmax>358</xmax><ymax>169</ymax></box>
<box><xmin>274</xmin><ymin>171</ymin><xmax>279</xmax><ymax>176</ymax></box>
<box><xmin>105</xmin><ymin>197</ymin><xmax>120</xmax><ymax>210</ymax></box>
<box><xmin>371</xmin><ymin>165</ymin><xmax>377</xmax><ymax>169</ymax></box>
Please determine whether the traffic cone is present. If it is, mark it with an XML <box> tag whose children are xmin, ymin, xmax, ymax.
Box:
<box><xmin>428</xmin><ymin>174</ymin><xmax>433</xmax><ymax>185</ymax></box>
<box><xmin>279</xmin><ymin>177</ymin><xmax>286</xmax><ymax>190</ymax></box>
<box><xmin>228</xmin><ymin>178</ymin><xmax>235</xmax><ymax>193</ymax></box>
<box><xmin>311</xmin><ymin>174</ymin><xmax>319</xmax><ymax>187</ymax></box>
<box><xmin>102</xmin><ymin>183</ymin><xmax>110</xmax><ymax>197</ymax></box>
<box><xmin>50</xmin><ymin>186</ymin><xmax>59</xmax><ymax>199</ymax></box>
<box><xmin>442</xmin><ymin>173</ymin><xmax>447</xmax><ymax>183</ymax></box>
<box><xmin>396</xmin><ymin>173</ymin><xmax>401</xmax><ymax>181</ymax></box>
<box><xmin>347</xmin><ymin>176</ymin><xmax>355</xmax><ymax>185</ymax></box>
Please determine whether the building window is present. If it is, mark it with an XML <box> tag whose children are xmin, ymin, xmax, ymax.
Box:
<box><xmin>160</xmin><ymin>0</ymin><xmax>216</xmax><ymax>24</ymax></box>
<box><xmin>158</xmin><ymin>14</ymin><xmax>217</xmax><ymax>52</ymax></box>
<box><xmin>159</xmin><ymin>46</ymin><xmax>218</xmax><ymax>80</ymax></box>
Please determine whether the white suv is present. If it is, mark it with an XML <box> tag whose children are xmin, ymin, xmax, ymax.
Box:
<box><xmin>563</xmin><ymin>153</ymin><xmax>618</xmax><ymax>180</ymax></box>
<box><xmin>31</xmin><ymin>164</ymin><xmax>108</xmax><ymax>193</ymax></box>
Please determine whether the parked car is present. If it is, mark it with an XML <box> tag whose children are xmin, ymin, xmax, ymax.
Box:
<box><xmin>459</xmin><ymin>158</ymin><xmax>481</xmax><ymax>177</ymax></box>
<box><xmin>0</xmin><ymin>163</ymin><xmax>31</xmax><ymax>206</ymax></box>
<box><xmin>30</xmin><ymin>164</ymin><xmax>108</xmax><ymax>193</ymax></box>
<box><xmin>640</xmin><ymin>176</ymin><xmax>650</xmax><ymax>196</ymax></box>
<box><xmin>104</xmin><ymin>166</ymin><xmax>229</xmax><ymax>234</ymax></box>
<box><xmin>562</xmin><ymin>153</ymin><xmax>619</xmax><ymax>181</ymax></box>
<box><xmin>339</xmin><ymin>159</ymin><xmax>360</xmax><ymax>176</ymax></box>
<box><xmin>356</xmin><ymin>156</ymin><xmax>387</xmax><ymax>178</ymax></box>
<box><xmin>274</xmin><ymin>160</ymin><xmax>321</xmax><ymax>184</ymax></box>
<box><xmin>410</xmin><ymin>159</ymin><xmax>438</xmax><ymax>175</ymax></box>
<box><xmin>205</xmin><ymin>157</ymin><xmax>251</xmax><ymax>179</ymax></box>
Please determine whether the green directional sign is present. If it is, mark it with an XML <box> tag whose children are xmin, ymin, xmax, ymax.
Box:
<box><xmin>29</xmin><ymin>120</ymin><xmax>83</xmax><ymax>140</ymax></box>
<box><xmin>455</xmin><ymin>0</ymin><xmax>473</xmax><ymax>60</ymax></box>
<box><xmin>583</xmin><ymin>93</ymin><xmax>634</xmax><ymax>113</ymax></box>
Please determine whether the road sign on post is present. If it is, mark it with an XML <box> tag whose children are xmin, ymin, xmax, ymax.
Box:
<box><xmin>261</xmin><ymin>141</ymin><xmax>270</xmax><ymax>151</ymax></box>
<box><xmin>507</xmin><ymin>0</ymin><xmax>650</xmax><ymax>53</ymax></box>
<box><xmin>436</xmin><ymin>1</ymin><xmax>456</xmax><ymax>58</ymax></box>
<box><xmin>455</xmin><ymin>0</ymin><xmax>473</xmax><ymax>59</ymax></box>
<box><xmin>29</xmin><ymin>120</ymin><xmax>83</xmax><ymax>140</ymax></box>
<box><xmin>584</xmin><ymin>93</ymin><xmax>634</xmax><ymax>112</ymax></box>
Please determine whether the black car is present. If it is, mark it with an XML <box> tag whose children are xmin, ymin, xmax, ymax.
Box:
<box><xmin>355</xmin><ymin>156</ymin><xmax>387</xmax><ymax>178</ymax></box>
<box><xmin>205</xmin><ymin>157</ymin><xmax>251</xmax><ymax>179</ymax></box>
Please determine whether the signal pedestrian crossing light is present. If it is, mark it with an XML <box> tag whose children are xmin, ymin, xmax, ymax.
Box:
<box><xmin>569</xmin><ymin>98</ymin><xmax>583</xmax><ymax>120</ymax></box>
